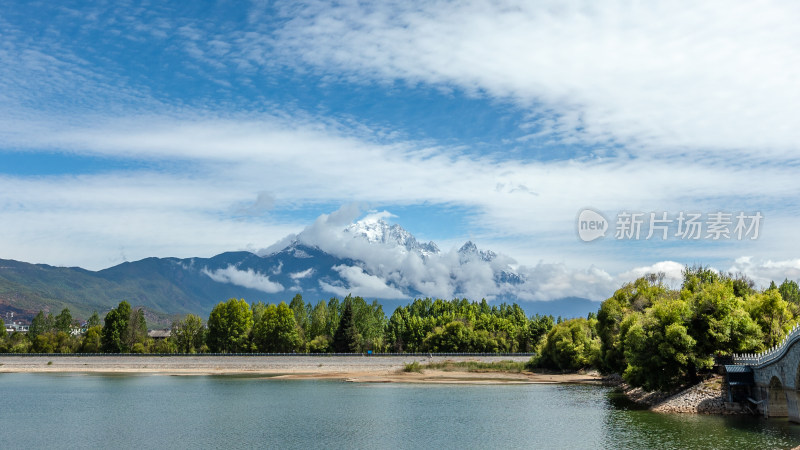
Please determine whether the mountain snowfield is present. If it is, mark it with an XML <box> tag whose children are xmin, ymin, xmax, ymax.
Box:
<box><xmin>222</xmin><ymin>210</ymin><xmax>629</xmax><ymax>303</ymax></box>
<box><xmin>345</xmin><ymin>216</ymin><xmax>440</xmax><ymax>257</ymax></box>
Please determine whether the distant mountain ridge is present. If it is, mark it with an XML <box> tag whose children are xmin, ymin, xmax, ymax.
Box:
<box><xmin>345</xmin><ymin>217</ymin><xmax>440</xmax><ymax>256</ymax></box>
<box><xmin>0</xmin><ymin>218</ymin><xmax>601</xmax><ymax>323</ymax></box>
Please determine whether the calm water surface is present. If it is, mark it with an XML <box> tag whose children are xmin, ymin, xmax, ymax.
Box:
<box><xmin>1</xmin><ymin>373</ymin><xmax>799</xmax><ymax>449</ymax></box>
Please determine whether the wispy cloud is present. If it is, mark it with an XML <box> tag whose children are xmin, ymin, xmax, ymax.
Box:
<box><xmin>203</xmin><ymin>265</ymin><xmax>284</xmax><ymax>293</ymax></box>
<box><xmin>270</xmin><ymin>0</ymin><xmax>800</xmax><ymax>158</ymax></box>
<box><xmin>321</xmin><ymin>264</ymin><xmax>407</xmax><ymax>299</ymax></box>
<box><xmin>290</xmin><ymin>268</ymin><xmax>314</xmax><ymax>280</ymax></box>
<box><xmin>727</xmin><ymin>257</ymin><xmax>800</xmax><ymax>289</ymax></box>
<box><xmin>0</xmin><ymin>113</ymin><xmax>798</xmax><ymax>274</ymax></box>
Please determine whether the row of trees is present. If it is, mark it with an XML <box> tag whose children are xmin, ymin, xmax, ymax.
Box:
<box><xmin>197</xmin><ymin>295</ymin><xmax>388</xmax><ymax>353</ymax></box>
<box><xmin>197</xmin><ymin>295</ymin><xmax>554</xmax><ymax>354</ymax></box>
<box><xmin>0</xmin><ymin>301</ymin><xmax>160</xmax><ymax>354</ymax></box>
<box><xmin>0</xmin><ymin>295</ymin><xmax>557</xmax><ymax>355</ymax></box>
<box><xmin>386</xmin><ymin>298</ymin><xmax>553</xmax><ymax>353</ymax></box>
<box><xmin>531</xmin><ymin>268</ymin><xmax>800</xmax><ymax>392</ymax></box>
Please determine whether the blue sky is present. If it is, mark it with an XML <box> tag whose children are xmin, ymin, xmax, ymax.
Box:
<box><xmin>2</xmin><ymin>0</ymin><xmax>800</xmax><ymax>300</ymax></box>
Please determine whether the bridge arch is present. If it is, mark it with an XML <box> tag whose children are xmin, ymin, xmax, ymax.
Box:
<box><xmin>795</xmin><ymin>360</ymin><xmax>800</xmax><ymax>392</ymax></box>
<box><xmin>769</xmin><ymin>376</ymin><xmax>788</xmax><ymax>417</ymax></box>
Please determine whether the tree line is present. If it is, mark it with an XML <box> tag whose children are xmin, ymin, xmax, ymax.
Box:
<box><xmin>530</xmin><ymin>267</ymin><xmax>800</xmax><ymax>392</ymax></box>
<box><xmin>0</xmin><ymin>302</ymin><xmax>154</xmax><ymax>354</ymax></box>
<box><xmin>0</xmin><ymin>295</ymin><xmax>555</xmax><ymax>355</ymax></box>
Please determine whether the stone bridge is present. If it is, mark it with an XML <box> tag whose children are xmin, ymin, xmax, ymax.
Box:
<box><xmin>732</xmin><ymin>325</ymin><xmax>800</xmax><ymax>421</ymax></box>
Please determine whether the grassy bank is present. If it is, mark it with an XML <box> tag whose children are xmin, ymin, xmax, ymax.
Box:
<box><xmin>404</xmin><ymin>360</ymin><xmax>527</xmax><ymax>373</ymax></box>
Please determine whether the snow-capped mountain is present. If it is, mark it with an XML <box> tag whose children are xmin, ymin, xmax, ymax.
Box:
<box><xmin>458</xmin><ymin>241</ymin><xmax>497</xmax><ymax>263</ymax></box>
<box><xmin>249</xmin><ymin>215</ymin><xmax>526</xmax><ymax>301</ymax></box>
<box><xmin>345</xmin><ymin>218</ymin><xmax>440</xmax><ymax>256</ymax></box>
<box><xmin>0</xmin><ymin>215</ymin><xmax>601</xmax><ymax>320</ymax></box>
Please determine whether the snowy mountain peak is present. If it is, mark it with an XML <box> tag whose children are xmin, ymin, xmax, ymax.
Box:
<box><xmin>345</xmin><ymin>219</ymin><xmax>440</xmax><ymax>256</ymax></box>
<box><xmin>458</xmin><ymin>241</ymin><xmax>497</xmax><ymax>263</ymax></box>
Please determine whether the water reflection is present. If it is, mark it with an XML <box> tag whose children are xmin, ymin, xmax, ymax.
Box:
<box><xmin>1</xmin><ymin>373</ymin><xmax>799</xmax><ymax>449</ymax></box>
<box><xmin>603</xmin><ymin>389</ymin><xmax>800</xmax><ymax>449</ymax></box>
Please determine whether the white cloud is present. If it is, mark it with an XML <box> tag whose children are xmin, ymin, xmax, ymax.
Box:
<box><xmin>727</xmin><ymin>257</ymin><xmax>800</xmax><ymax>289</ymax></box>
<box><xmin>236</xmin><ymin>191</ymin><xmax>276</xmax><ymax>216</ymax></box>
<box><xmin>615</xmin><ymin>261</ymin><xmax>686</xmax><ymax>289</ymax></box>
<box><xmin>202</xmin><ymin>265</ymin><xmax>284</xmax><ymax>293</ymax></box>
<box><xmin>269</xmin><ymin>208</ymin><xmax>800</xmax><ymax>301</ymax></box>
<box><xmin>271</xmin><ymin>208</ymin><xmax>620</xmax><ymax>301</ymax></box>
<box><xmin>507</xmin><ymin>263</ymin><xmax>616</xmax><ymax>302</ymax></box>
<box><xmin>0</xmin><ymin>114</ymin><xmax>798</xmax><ymax>277</ymax></box>
<box><xmin>268</xmin><ymin>0</ymin><xmax>800</xmax><ymax>158</ymax></box>
<box><xmin>321</xmin><ymin>264</ymin><xmax>407</xmax><ymax>299</ymax></box>
<box><xmin>0</xmin><ymin>170</ymin><xmax>302</xmax><ymax>269</ymax></box>
<box><xmin>290</xmin><ymin>268</ymin><xmax>314</xmax><ymax>280</ymax></box>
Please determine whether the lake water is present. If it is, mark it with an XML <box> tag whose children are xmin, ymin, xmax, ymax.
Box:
<box><xmin>2</xmin><ymin>373</ymin><xmax>800</xmax><ymax>449</ymax></box>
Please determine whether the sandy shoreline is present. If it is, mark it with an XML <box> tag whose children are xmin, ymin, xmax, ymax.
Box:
<box><xmin>0</xmin><ymin>355</ymin><xmax>601</xmax><ymax>384</ymax></box>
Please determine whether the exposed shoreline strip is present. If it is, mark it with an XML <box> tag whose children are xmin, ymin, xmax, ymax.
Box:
<box><xmin>0</xmin><ymin>355</ymin><xmax>601</xmax><ymax>385</ymax></box>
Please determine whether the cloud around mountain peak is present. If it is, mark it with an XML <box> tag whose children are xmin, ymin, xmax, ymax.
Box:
<box><xmin>249</xmin><ymin>207</ymin><xmax>625</xmax><ymax>301</ymax></box>
<box><xmin>201</xmin><ymin>207</ymin><xmax>800</xmax><ymax>304</ymax></box>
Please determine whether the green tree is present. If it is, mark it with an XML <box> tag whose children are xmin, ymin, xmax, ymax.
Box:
<box><xmin>779</xmin><ymin>279</ymin><xmax>800</xmax><ymax>304</ymax></box>
<box><xmin>152</xmin><ymin>337</ymin><xmax>178</xmax><ymax>354</ymax></box>
<box><xmin>307</xmin><ymin>299</ymin><xmax>330</xmax><ymax>343</ymax></box>
<box><xmin>332</xmin><ymin>300</ymin><xmax>360</xmax><ymax>353</ymax></box>
<box><xmin>8</xmin><ymin>332</ymin><xmax>31</xmax><ymax>353</ymax></box>
<box><xmin>682</xmin><ymin>265</ymin><xmax>721</xmax><ymax>293</ymax></box>
<box><xmin>347</xmin><ymin>296</ymin><xmax>386</xmax><ymax>351</ymax></box>
<box><xmin>307</xmin><ymin>335</ymin><xmax>331</xmax><ymax>353</ymax></box>
<box><xmin>422</xmin><ymin>321</ymin><xmax>474</xmax><ymax>352</ymax></box>
<box><xmin>597</xmin><ymin>277</ymin><xmax>670</xmax><ymax>374</ymax></box>
<box><xmin>54</xmin><ymin>308</ymin><xmax>73</xmax><ymax>334</ymax></box>
<box><xmin>326</xmin><ymin>298</ymin><xmax>341</xmax><ymax>338</ymax></box>
<box><xmin>171</xmin><ymin>314</ymin><xmax>206</xmax><ymax>353</ymax></box>
<box><xmin>387</xmin><ymin>308</ymin><xmax>408</xmax><ymax>352</ymax></box>
<box><xmin>32</xmin><ymin>333</ymin><xmax>55</xmax><ymax>353</ymax></box>
<box><xmin>745</xmin><ymin>289</ymin><xmax>793</xmax><ymax>348</ymax></box>
<box><xmin>252</xmin><ymin>302</ymin><xmax>301</xmax><ymax>352</ymax></box>
<box><xmin>30</xmin><ymin>330</ymin><xmax>76</xmax><ymax>353</ymax></box>
<box><xmin>524</xmin><ymin>314</ymin><xmax>555</xmax><ymax>352</ymax></box>
<box><xmin>86</xmin><ymin>311</ymin><xmax>101</xmax><ymax>328</ymax></box>
<box><xmin>53</xmin><ymin>331</ymin><xmax>77</xmax><ymax>353</ymax></box>
<box><xmin>0</xmin><ymin>317</ymin><xmax>6</xmax><ymax>352</ymax></box>
<box><xmin>729</xmin><ymin>273</ymin><xmax>756</xmax><ymax>298</ymax></box>
<box><xmin>289</xmin><ymin>294</ymin><xmax>309</xmax><ymax>345</ymax></box>
<box><xmin>126</xmin><ymin>308</ymin><xmax>148</xmax><ymax>350</ymax></box>
<box><xmin>251</xmin><ymin>301</ymin><xmax>268</xmax><ymax>324</ymax></box>
<box><xmin>686</xmin><ymin>279</ymin><xmax>763</xmax><ymax>357</ymax></box>
<box><xmin>101</xmin><ymin>301</ymin><xmax>131</xmax><ymax>353</ymax></box>
<box><xmin>80</xmin><ymin>326</ymin><xmax>102</xmax><ymax>353</ymax></box>
<box><xmin>207</xmin><ymin>298</ymin><xmax>253</xmax><ymax>353</ymax></box>
<box><xmin>622</xmin><ymin>297</ymin><xmax>702</xmax><ymax>391</ymax></box>
<box><xmin>29</xmin><ymin>310</ymin><xmax>55</xmax><ymax>338</ymax></box>
<box><xmin>532</xmin><ymin>317</ymin><xmax>601</xmax><ymax>371</ymax></box>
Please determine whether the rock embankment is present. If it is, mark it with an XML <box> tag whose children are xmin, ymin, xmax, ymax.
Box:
<box><xmin>651</xmin><ymin>376</ymin><xmax>751</xmax><ymax>414</ymax></box>
<box><xmin>607</xmin><ymin>374</ymin><xmax>752</xmax><ymax>415</ymax></box>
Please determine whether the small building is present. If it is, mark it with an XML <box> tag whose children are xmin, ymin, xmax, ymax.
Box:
<box><xmin>148</xmin><ymin>329</ymin><xmax>171</xmax><ymax>340</ymax></box>
<box><xmin>723</xmin><ymin>365</ymin><xmax>755</xmax><ymax>402</ymax></box>
<box><xmin>5</xmin><ymin>322</ymin><xmax>29</xmax><ymax>334</ymax></box>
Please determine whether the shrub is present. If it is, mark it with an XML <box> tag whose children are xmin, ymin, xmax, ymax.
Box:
<box><xmin>403</xmin><ymin>361</ymin><xmax>423</xmax><ymax>373</ymax></box>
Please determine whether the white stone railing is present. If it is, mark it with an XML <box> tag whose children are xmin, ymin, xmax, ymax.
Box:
<box><xmin>732</xmin><ymin>323</ymin><xmax>800</xmax><ymax>367</ymax></box>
